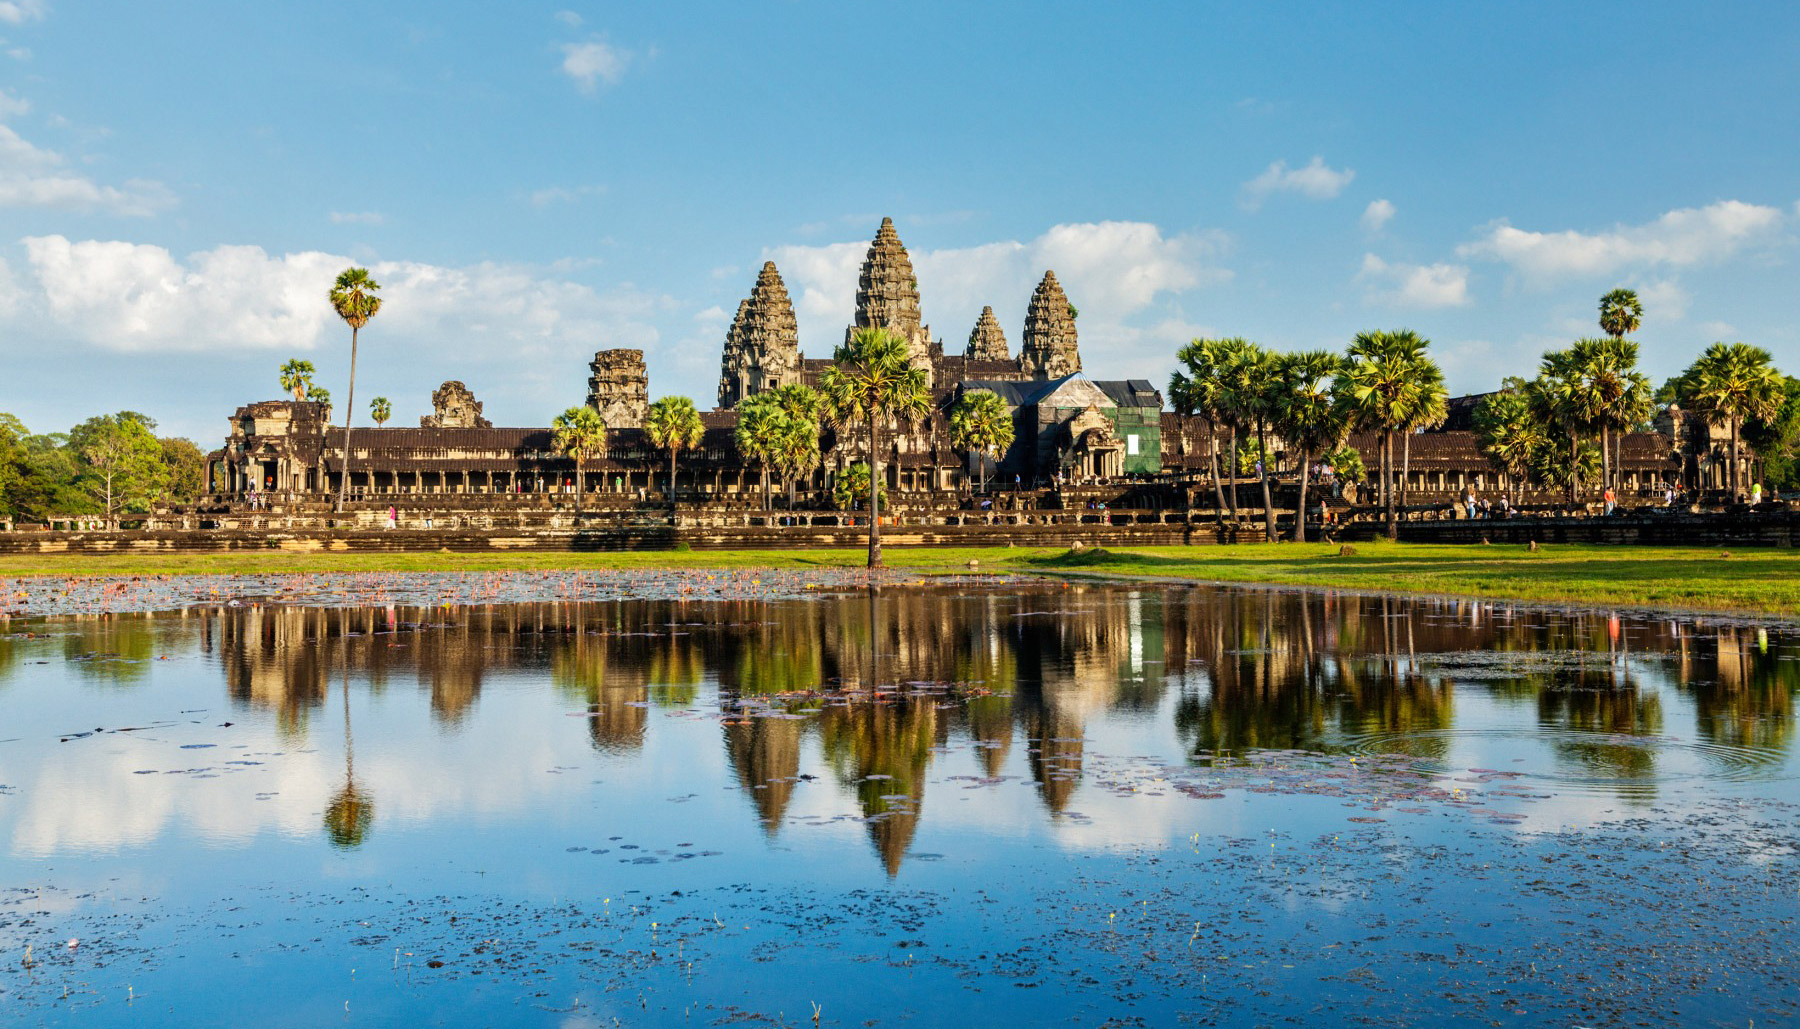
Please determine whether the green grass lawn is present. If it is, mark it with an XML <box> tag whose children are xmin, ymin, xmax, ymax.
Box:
<box><xmin>0</xmin><ymin>541</ymin><xmax>1793</xmax><ymax>615</ymax></box>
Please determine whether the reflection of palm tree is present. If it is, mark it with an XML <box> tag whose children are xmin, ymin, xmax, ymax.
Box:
<box><xmin>324</xmin><ymin>662</ymin><xmax>373</xmax><ymax>848</ymax></box>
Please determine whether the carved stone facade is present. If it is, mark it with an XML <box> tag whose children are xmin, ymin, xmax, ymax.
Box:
<box><xmin>966</xmin><ymin>306</ymin><xmax>1010</xmax><ymax>361</ymax></box>
<box><xmin>718</xmin><ymin>262</ymin><xmax>802</xmax><ymax>408</ymax></box>
<box><xmin>420</xmin><ymin>381</ymin><xmax>492</xmax><ymax>429</ymax></box>
<box><xmin>847</xmin><ymin>217</ymin><xmax>936</xmax><ymax>383</ymax></box>
<box><xmin>587</xmin><ymin>349</ymin><xmax>651</xmax><ymax>428</ymax></box>
<box><xmin>1020</xmin><ymin>271</ymin><xmax>1081</xmax><ymax>380</ymax></box>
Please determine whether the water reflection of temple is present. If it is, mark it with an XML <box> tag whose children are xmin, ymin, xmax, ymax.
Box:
<box><xmin>168</xmin><ymin>587</ymin><xmax>1800</xmax><ymax>872</ymax></box>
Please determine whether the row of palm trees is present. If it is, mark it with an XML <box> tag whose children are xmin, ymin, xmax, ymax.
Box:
<box><xmin>1169</xmin><ymin>330</ymin><xmax>1449</xmax><ymax>542</ymax></box>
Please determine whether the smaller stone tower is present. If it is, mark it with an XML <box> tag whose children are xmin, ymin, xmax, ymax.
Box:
<box><xmin>965</xmin><ymin>305</ymin><xmax>1010</xmax><ymax>361</ymax></box>
<box><xmin>586</xmin><ymin>349</ymin><xmax>650</xmax><ymax>428</ymax></box>
<box><xmin>847</xmin><ymin>217</ymin><xmax>935</xmax><ymax>383</ymax></box>
<box><xmin>718</xmin><ymin>261</ymin><xmax>802</xmax><ymax>408</ymax></box>
<box><xmin>1019</xmin><ymin>270</ymin><xmax>1081</xmax><ymax>380</ymax></box>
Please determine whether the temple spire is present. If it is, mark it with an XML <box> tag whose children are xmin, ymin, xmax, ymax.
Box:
<box><xmin>965</xmin><ymin>305</ymin><xmax>1009</xmax><ymax>361</ymax></box>
<box><xmin>718</xmin><ymin>261</ymin><xmax>801</xmax><ymax>408</ymax></box>
<box><xmin>1019</xmin><ymin>270</ymin><xmax>1081</xmax><ymax>379</ymax></box>
<box><xmin>847</xmin><ymin>217</ymin><xmax>934</xmax><ymax>383</ymax></box>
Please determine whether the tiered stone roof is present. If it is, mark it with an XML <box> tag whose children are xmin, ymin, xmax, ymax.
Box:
<box><xmin>1019</xmin><ymin>270</ymin><xmax>1081</xmax><ymax>380</ymax></box>
<box><xmin>965</xmin><ymin>305</ymin><xmax>1010</xmax><ymax>361</ymax></box>
<box><xmin>848</xmin><ymin>217</ymin><xmax>934</xmax><ymax>381</ymax></box>
<box><xmin>718</xmin><ymin>261</ymin><xmax>802</xmax><ymax>408</ymax></box>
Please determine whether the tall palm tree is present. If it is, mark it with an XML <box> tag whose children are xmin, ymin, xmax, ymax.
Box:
<box><xmin>1472</xmin><ymin>381</ymin><xmax>1549</xmax><ymax>503</ymax></box>
<box><xmin>369</xmin><ymin>396</ymin><xmax>391</xmax><ymax>427</ymax></box>
<box><xmin>767</xmin><ymin>384</ymin><xmax>823</xmax><ymax>507</ymax></box>
<box><xmin>1571</xmin><ymin>337</ymin><xmax>1653</xmax><ymax>492</ymax></box>
<box><xmin>1270</xmin><ymin>350</ymin><xmax>1346</xmax><ymax>542</ymax></box>
<box><xmin>645</xmin><ymin>396</ymin><xmax>706</xmax><ymax>504</ymax></box>
<box><xmin>1676</xmin><ymin>342</ymin><xmax>1785</xmax><ymax>497</ymax></box>
<box><xmin>1209</xmin><ymin>338</ymin><xmax>1262</xmax><ymax>527</ymax></box>
<box><xmin>1396</xmin><ymin>362</ymin><xmax>1448</xmax><ymax>506</ymax></box>
<box><xmin>551</xmin><ymin>405</ymin><xmax>607</xmax><ymax>512</ymax></box>
<box><xmin>324</xmin><ymin>661</ymin><xmax>373</xmax><ymax>849</ymax></box>
<box><xmin>279</xmin><ymin>359</ymin><xmax>316</xmax><ymax>402</ymax></box>
<box><xmin>1170</xmin><ymin>337</ymin><xmax>1241</xmax><ymax>522</ymax></box>
<box><xmin>820</xmin><ymin>327</ymin><xmax>931</xmax><ymax>568</ymax></box>
<box><xmin>1267</xmin><ymin>348</ymin><xmax>1353</xmax><ymax>543</ymax></box>
<box><xmin>328</xmin><ymin>268</ymin><xmax>382</xmax><ymax>512</ymax></box>
<box><xmin>948</xmin><ymin>389</ymin><xmax>1015</xmax><ymax>495</ymax></box>
<box><xmin>1337</xmin><ymin>329</ymin><xmax>1429</xmax><ymax>540</ymax></box>
<box><xmin>1529</xmin><ymin>347</ymin><xmax>1591</xmax><ymax>505</ymax></box>
<box><xmin>1598</xmin><ymin>288</ymin><xmax>1643</xmax><ymax>340</ymax></box>
<box><xmin>734</xmin><ymin>394</ymin><xmax>783</xmax><ymax>511</ymax></box>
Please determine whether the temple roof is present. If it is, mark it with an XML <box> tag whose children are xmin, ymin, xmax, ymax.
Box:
<box><xmin>966</xmin><ymin>305</ymin><xmax>1010</xmax><ymax>361</ymax></box>
<box><xmin>1019</xmin><ymin>270</ymin><xmax>1080</xmax><ymax>379</ymax></box>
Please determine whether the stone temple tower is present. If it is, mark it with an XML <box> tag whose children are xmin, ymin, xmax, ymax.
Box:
<box><xmin>965</xmin><ymin>305</ymin><xmax>1010</xmax><ymax>361</ymax></box>
<box><xmin>846</xmin><ymin>217</ymin><xmax>936</xmax><ymax>383</ymax></box>
<box><xmin>1018</xmin><ymin>270</ymin><xmax>1081</xmax><ymax>379</ymax></box>
<box><xmin>587</xmin><ymin>349</ymin><xmax>650</xmax><ymax>427</ymax></box>
<box><xmin>718</xmin><ymin>261</ymin><xmax>802</xmax><ymax>409</ymax></box>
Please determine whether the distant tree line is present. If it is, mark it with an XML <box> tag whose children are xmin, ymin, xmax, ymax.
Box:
<box><xmin>0</xmin><ymin>411</ymin><xmax>206</xmax><ymax>525</ymax></box>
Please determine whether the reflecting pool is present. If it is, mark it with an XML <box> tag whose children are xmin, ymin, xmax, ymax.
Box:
<box><xmin>2</xmin><ymin>574</ymin><xmax>1798</xmax><ymax>1025</ymax></box>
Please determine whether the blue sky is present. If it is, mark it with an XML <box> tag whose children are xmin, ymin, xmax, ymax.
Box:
<box><xmin>1</xmin><ymin>1</ymin><xmax>1797</xmax><ymax>443</ymax></box>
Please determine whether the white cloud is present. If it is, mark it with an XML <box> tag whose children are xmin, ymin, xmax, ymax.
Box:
<box><xmin>1240</xmin><ymin>156</ymin><xmax>1354</xmax><ymax>210</ymax></box>
<box><xmin>560</xmin><ymin>39</ymin><xmax>630</xmax><ymax>94</ymax></box>
<box><xmin>14</xmin><ymin>236</ymin><xmax>672</xmax><ymax>366</ymax></box>
<box><xmin>1458</xmin><ymin>200</ymin><xmax>1786</xmax><ymax>280</ymax></box>
<box><xmin>0</xmin><ymin>0</ymin><xmax>45</xmax><ymax>26</ymax></box>
<box><xmin>1357</xmin><ymin>253</ymin><xmax>1471</xmax><ymax>308</ymax></box>
<box><xmin>762</xmin><ymin>220</ymin><xmax>1231</xmax><ymax>382</ymax></box>
<box><xmin>1361</xmin><ymin>198</ymin><xmax>1395</xmax><ymax>232</ymax></box>
<box><xmin>0</xmin><ymin>122</ymin><xmax>173</xmax><ymax>216</ymax></box>
<box><xmin>553</xmin><ymin>9</ymin><xmax>581</xmax><ymax>27</ymax></box>
<box><xmin>329</xmin><ymin>210</ymin><xmax>383</xmax><ymax>225</ymax></box>
<box><xmin>0</xmin><ymin>87</ymin><xmax>27</xmax><ymax>118</ymax></box>
<box><xmin>1635</xmin><ymin>279</ymin><xmax>1688</xmax><ymax>323</ymax></box>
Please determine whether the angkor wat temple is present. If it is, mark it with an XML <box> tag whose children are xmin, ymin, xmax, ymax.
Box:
<box><xmin>183</xmin><ymin>217</ymin><xmax>1736</xmax><ymax>540</ymax></box>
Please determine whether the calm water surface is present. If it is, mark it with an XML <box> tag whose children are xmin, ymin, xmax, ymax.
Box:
<box><xmin>2</xmin><ymin>575</ymin><xmax>1798</xmax><ymax>1026</ymax></box>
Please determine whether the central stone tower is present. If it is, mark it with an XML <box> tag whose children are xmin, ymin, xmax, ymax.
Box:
<box><xmin>847</xmin><ymin>217</ymin><xmax>936</xmax><ymax>384</ymax></box>
<box><xmin>1019</xmin><ymin>270</ymin><xmax>1081</xmax><ymax>379</ymax></box>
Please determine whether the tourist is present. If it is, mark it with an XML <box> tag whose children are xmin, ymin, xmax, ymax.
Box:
<box><xmin>1751</xmin><ymin>481</ymin><xmax>1763</xmax><ymax>506</ymax></box>
<box><xmin>1464</xmin><ymin>490</ymin><xmax>1477</xmax><ymax>520</ymax></box>
<box><xmin>1603</xmin><ymin>486</ymin><xmax>1616</xmax><ymax>516</ymax></box>
<box><xmin>387</xmin><ymin>505</ymin><xmax>397</xmax><ymax>530</ymax></box>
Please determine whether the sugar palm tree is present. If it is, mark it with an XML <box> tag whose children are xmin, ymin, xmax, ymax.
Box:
<box><xmin>820</xmin><ymin>327</ymin><xmax>931</xmax><ymax>568</ymax></box>
<box><xmin>551</xmin><ymin>405</ymin><xmax>607</xmax><ymax>512</ymax></box>
<box><xmin>1676</xmin><ymin>342</ymin><xmax>1785</xmax><ymax>497</ymax></box>
<box><xmin>1270</xmin><ymin>350</ymin><xmax>1346</xmax><ymax>542</ymax></box>
<box><xmin>1204</xmin><ymin>337</ymin><xmax>1261</xmax><ymax>527</ymax></box>
<box><xmin>1170</xmin><ymin>338</ymin><xmax>1239</xmax><ymax>522</ymax></box>
<box><xmin>734</xmin><ymin>394</ymin><xmax>784</xmax><ymax>511</ymax></box>
<box><xmin>948</xmin><ymin>389</ymin><xmax>1015</xmax><ymax>495</ymax></box>
<box><xmin>1571</xmin><ymin>336</ymin><xmax>1653</xmax><ymax>492</ymax></box>
<box><xmin>1396</xmin><ymin>362</ymin><xmax>1448</xmax><ymax>506</ymax></box>
<box><xmin>1473</xmin><ymin>380</ymin><xmax>1549</xmax><ymax>503</ymax></box>
<box><xmin>1599</xmin><ymin>288</ymin><xmax>1643</xmax><ymax>340</ymax></box>
<box><xmin>1529</xmin><ymin>347</ymin><xmax>1592</xmax><ymax>505</ymax></box>
<box><xmin>645</xmin><ymin>396</ymin><xmax>706</xmax><ymax>504</ymax></box>
<box><xmin>279</xmin><ymin>359</ymin><xmax>316</xmax><ymax>402</ymax></box>
<box><xmin>1337</xmin><ymin>329</ymin><xmax>1430</xmax><ymax>540</ymax></box>
<box><xmin>329</xmin><ymin>267</ymin><xmax>382</xmax><ymax>512</ymax></box>
<box><xmin>369</xmin><ymin>396</ymin><xmax>391</xmax><ymax>427</ymax></box>
<box><xmin>766</xmin><ymin>384</ymin><xmax>823</xmax><ymax>507</ymax></box>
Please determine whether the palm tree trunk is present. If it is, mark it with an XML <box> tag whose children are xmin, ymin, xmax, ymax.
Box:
<box><xmin>1401</xmin><ymin>433</ymin><xmax>1412</xmax><ymax>505</ymax></box>
<box><xmin>1294</xmin><ymin>449</ymin><xmax>1311</xmax><ymax>543</ymax></box>
<box><xmin>1568</xmin><ymin>433</ymin><xmax>1580</xmax><ymax>506</ymax></box>
<box><xmin>1730</xmin><ymin>418</ymin><xmax>1741</xmax><ymax>498</ymax></box>
<box><xmin>1384</xmin><ymin>431</ymin><xmax>1398</xmax><ymax>541</ymax></box>
<box><xmin>336</xmin><ymin>325</ymin><xmax>359</xmax><ymax>513</ymax></box>
<box><xmin>1257</xmin><ymin>419</ymin><xmax>1274</xmax><ymax>542</ymax></box>
<box><xmin>761</xmin><ymin>466</ymin><xmax>770</xmax><ymax>512</ymax></box>
<box><xmin>1207</xmin><ymin>420</ymin><xmax>1227</xmax><ymax>522</ymax></box>
<box><xmin>1601</xmin><ymin>425</ymin><xmax>1612</xmax><ymax>493</ymax></box>
<box><xmin>668</xmin><ymin>447</ymin><xmax>678</xmax><ymax>504</ymax></box>
<box><xmin>1225</xmin><ymin>425</ymin><xmax>1240</xmax><ymax>524</ymax></box>
<box><xmin>574</xmin><ymin>459</ymin><xmax>584</xmax><ymax>514</ymax></box>
<box><xmin>868</xmin><ymin>415</ymin><xmax>882</xmax><ymax>569</ymax></box>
